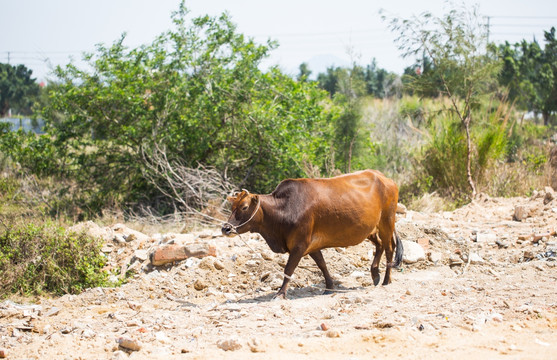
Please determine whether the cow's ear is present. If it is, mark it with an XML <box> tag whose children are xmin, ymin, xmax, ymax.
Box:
<box><xmin>252</xmin><ymin>194</ymin><xmax>259</xmax><ymax>203</ymax></box>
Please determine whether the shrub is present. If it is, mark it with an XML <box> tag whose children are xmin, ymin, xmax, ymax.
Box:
<box><xmin>0</xmin><ymin>219</ymin><xmax>110</xmax><ymax>297</ymax></box>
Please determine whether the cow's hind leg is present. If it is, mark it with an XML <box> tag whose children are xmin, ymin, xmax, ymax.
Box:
<box><xmin>309</xmin><ymin>250</ymin><xmax>334</xmax><ymax>295</ymax></box>
<box><xmin>378</xmin><ymin>217</ymin><xmax>396</xmax><ymax>285</ymax></box>
<box><xmin>368</xmin><ymin>233</ymin><xmax>383</xmax><ymax>286</ymax></box>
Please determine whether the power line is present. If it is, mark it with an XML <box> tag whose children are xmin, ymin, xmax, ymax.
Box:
<box><xmin>488</xmin><ymin>16</ymin><xmax>557</xmax><ymax>19</ymax></box>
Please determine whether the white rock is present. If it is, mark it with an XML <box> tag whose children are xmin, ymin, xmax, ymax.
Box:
<box><xmin>429</xmin><ymin>251</ymin><xmax>442</xmax><ymax>265</ymax></box>
<box><xmin>155</xmin><ymin>331</ymin><xmax>171</xmax><ymax>344</ymax></box>
<box><xmin>396</xmin><ymin>203</ymin><xmax>407</xmax><ymax>214</ymax></box>
<box><xmin>468</xmin><ymin>252</ymin><xmax>485</xmax><ymax>264</ymax></box>
<box><xmin>133</xmin><ymin>250</ymin><xmax>149</xmax><ymax>262</ymax></box>
<box><xmin>111</xmin><ymin>350</ymin><xmax>128</xmax><ymax>360</ymax></box>
<box><xmin>476</xmin><ymin>233</ymin><xmax>496</xmax><ymax>243</ymax></box>
<box><xmin>81</xmin><ymin>329</ymin><xmax>96</xmax><ymax>339</ymax></box>
<box><xmin>402</xmin><ymin>240</ymin><xmax>426</xmax><ymax>264</ymax></box>
<box><xmin>350</xmin><ymin>271</ymin><xmax>367</xmax><ymax>278</ymax></box>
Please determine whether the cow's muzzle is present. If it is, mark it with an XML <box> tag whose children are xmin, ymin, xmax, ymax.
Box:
<box><xmin>221</xmin><ymin>223</ymin><xmax>235</xmax><ymax>236</ymax></box>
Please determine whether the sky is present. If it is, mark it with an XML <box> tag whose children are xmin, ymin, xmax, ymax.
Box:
<box><xmin>2</xmin><ymin>0</ymin><xmax>557</xmax><ymax>82</ymax></box>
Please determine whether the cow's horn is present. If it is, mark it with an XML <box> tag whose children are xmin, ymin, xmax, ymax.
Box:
<box><xmin>242</xmin><ymin>188</ymin><xmax>250</xmax><ymax>194</ymax></box>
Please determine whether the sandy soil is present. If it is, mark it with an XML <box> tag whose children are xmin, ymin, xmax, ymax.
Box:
<box><xmin>1</xmin><ymin>191</ymin><xmax>556</xmax><ymax>359</ymax></box>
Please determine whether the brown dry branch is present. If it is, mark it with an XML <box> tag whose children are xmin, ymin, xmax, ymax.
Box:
<box><xmin>140</xmin><ymin>144</ymin><xmax>235</xmax><ymax>227</ymax></box>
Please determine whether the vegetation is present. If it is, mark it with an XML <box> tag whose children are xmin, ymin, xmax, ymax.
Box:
<box><xmin>384</xmin><ymin>4</ymin><xmax>502</xmax><ymax>197</ymax></box>
<box><xmin>0</xmin><ymin>165</ymin><xmax>111</xmax><ymax>297</ymax></box>
<box><xmin>498</xmin><ymin>27</ymin><xmax>557</xmax><ymax>126</ymax></box>
<box><xmin>0</xmin><ymin>2</ymin><xmax>556</xmax><ymax>298</ymax></box>
<box><xmin>0</xmin><ymin>63</ymin><xmax>40</xmax><ymax>116</ymax></box>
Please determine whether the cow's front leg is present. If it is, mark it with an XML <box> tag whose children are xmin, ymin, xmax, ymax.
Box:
<box><xmin>274</xmin><ymin>247</ymin><xmax>304</xmax><ymax>299</ymax></box>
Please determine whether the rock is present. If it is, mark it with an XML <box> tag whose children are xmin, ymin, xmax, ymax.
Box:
<box><xmin>428</xmin><ymin>251</ymin><xmax>442</xmax><ymax>265</ymax></box>
<box><xmin>402</xmin><ymin>240</ymin><xmax>426</xmax><ymax>264</ymax></box>
<box><xmin>523</xmin><ymin>250</ymin><xmax>535</xmax><ymax>260</ymax></box>
<box><xmin>150</xmin><ymin>243</ymin><xmax>217</xmax><ymax>266</ymax></box>
<box><xmin>489</xmin><ymin>312</ymin><xmax>504</xmax><ymax>322</ymax></box>
<box><xmin>198</xmin><ymin>257</ymin><xmax>215</xmax><ymax>270</ymax></box>
<box><xmin>417</xmin><ymin>237</ymin><xmax>430</xmax><ymax>251</ymax></box>
<box><xmin>194</xmin><ymin>279</ymin><xmax>208</xmax><ymax>291</ymax></box>
<box><xmin>111</xmin><ymin>350</ymin><xmax>128</xmax><ymax>360</ymax></box>
<box><xmin>496</xmin><ymin>240</ymin><xmax>509</xmax><ymax>248</ymax></box>
<box><xmin>449</xmin><ymin>255</ymin><xmax>463</xmax><ymax>265</ymax></box>
<box><xmin>217</xmin><ymin>337</ymin><xmax>242</xmax><ymax>351</ymax></box>
<box><xmin>396</xmin><ymin>203</ymin><xmax>407</xmax><ymax>214</ymax></box>
<box><xmin>0</xmin><ymin>348</ymin><xmax>7</xmax><ymax>358</ymax></box>
<box><xmin>260</xmin><ymin>252</ymin><xmax>274</xmax><ymax>261</ymax></box>
<box><xmin>113</xmin><ymin>234</ymin><xmax>126</xmax><ymax>244</ymax></box>
<box><xmin>117</xmin><ymin>337</ymin><xmax>142</xmax><ymax>351</ymax></box>
<box><xmin>155</xmin><ymin>331</ymin><xmax>171</xmax><ymax>344</ymax></box>
<box><xmin>112</xmin><ymin>223</ymin><xmax>150</xmax><ymax>243</ymax></box>
<box><xmin>476</xmin><ymin>233</ymin><xmax>496</xmax><ymax>243</ymax></box>
<box><xmin>320</xmin><ymin>322</ymin><xmax>330</xmax><ymax>331</ymax></box>
<box><xmin>81</xmin><ymin>329</ymin><xmax>96</xmax><ymax>338</ymax></box>
<box><xmin>45</xmin><ymin>307</ymin><xmax>60</xmax><ymax>317</ymax></box>
<box><xmin>544</xmin><ymin>189</ymin><xmax>554</xmax><ymax>204</ymax></box>
<box><xmin>513</xmin><ymin>205</ymin><xmax>529</xmax><ymax>221</ymax></box>
<box><xmin>133</xmin><ymin>250</ymin><xmax>149</xmax><ymax>262</ymax></box>
<box><xmin>468</xmin><ymin>252</ymin><xmax>485</xmax><ymax>264</ymax></box>
<box><xmin>213</xmin><ymin>259</ymin><xmax>225</xmax><ymax>270</ymax></box>
<box><xmin>326</xmin><ymin>329</ymin><xmax>341</xmax><ymax>338</ymax></box>
<box><xmin>350</xmin><ymin>271</ymin><xmax>366</xmax><ymax>278</ymax></box>
<box><xmin>101</xmin><ymin>246</ymin><xmax>113</xmax><ymax>253</ymax></box>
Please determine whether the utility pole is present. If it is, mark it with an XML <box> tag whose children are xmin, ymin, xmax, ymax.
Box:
<box><xmin>486</xmin><ymin>16</ymin><xmax>490</xmax><ymax>43</ymax></box>
<box><xmin>7</xmin><ymin>51</ymin><xmax>10</xmax><ymax>64</ymax></box>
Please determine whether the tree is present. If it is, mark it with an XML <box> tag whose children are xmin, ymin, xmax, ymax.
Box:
<box><xmin>383</xmin><ymin>4</ymin><xmax>501</xmax><ymax>198</ymax></box>
<box><xmin>364</xmin><ymin>58</ymin><xmax>399</xmax><ymax>98</ymax></box>
<box><xmin>0</xmin><ymin>63</ymin><xmax>39</xmax><ymax>117</ymax></box>
<box><xmin>28</xmin><ymin>3</ymin><xmax>332</xmax><ymax>215</ymax></box>
<box><xmin>297</xmin><ymin>62</ymin><xmax>312</xmax><ymax>82</ymax></box>
<box><xmin>498</xmin><ymin>28</ymin><xmax>557</xmax><ymax>125</ymax></box>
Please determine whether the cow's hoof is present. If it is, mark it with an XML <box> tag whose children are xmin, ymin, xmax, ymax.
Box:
<box><xmin>272</xmin><ymin>292</ymin><xmax>287</xmax><ymax>301</ymax></box>
<box><xmin>371</xmin><ymin>268</ymin><xmax>381</xmax><ymax>286</ymax></box>
<box><xmin>323</xmin><ymin>289</ymin><xmax>334</xmax><ymax>295</ymax></box>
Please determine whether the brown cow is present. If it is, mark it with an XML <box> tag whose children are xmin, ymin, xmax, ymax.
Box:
<box><xmin>221</xmin><ymin>169</ymin><xmax>403</xmax><ymax>299</ymax></box>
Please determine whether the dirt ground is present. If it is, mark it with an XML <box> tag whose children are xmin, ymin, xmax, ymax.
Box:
<box><xmin>1</xmin><ymin>190</ymin><xmax>556</xmax><ymax>359</ymax></box>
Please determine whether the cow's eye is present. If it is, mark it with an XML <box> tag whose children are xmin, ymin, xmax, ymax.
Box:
<box><xmin>241</xmin><ymin>205</ymin><xmax>249</xmax><ymax>211</ymax></box>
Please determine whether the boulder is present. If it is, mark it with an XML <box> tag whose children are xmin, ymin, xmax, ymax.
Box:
<box><xmin>513</xmin><ymin>205</ymin><xmax>529</xmax><ymax>221</ymax></box>
<box><xmin>150</xmin><ymin>243</ymin><xmax>216</xmax><ymax>266</ymax></box>
<box><xmin>402</xmin><ymin>240</ymin><xmax>426</xmax><ymax>264</ymax></box>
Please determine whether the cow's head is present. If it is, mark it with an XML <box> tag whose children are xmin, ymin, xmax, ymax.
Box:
<box><xmin>221</xmin><ymin>189</ymin><xmax>260</xmax><ymax>236</ymax></box>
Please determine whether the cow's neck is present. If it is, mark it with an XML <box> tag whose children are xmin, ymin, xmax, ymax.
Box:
<box><xmin>253</xmin><ymin>195</ymin><xmax>288</xmax><ymax>254</ymax></box>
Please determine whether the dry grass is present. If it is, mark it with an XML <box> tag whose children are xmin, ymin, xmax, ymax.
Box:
<box><xmin>407</xmin><ymin>191</ymin><xmax>456</xmax><ymax>213</ymax></box>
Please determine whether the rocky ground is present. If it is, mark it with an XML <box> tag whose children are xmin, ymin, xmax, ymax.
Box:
<box><xmin>1</xmin><ymin>189</ymin><xmax>556</xmax><ymax>359</ymax></box>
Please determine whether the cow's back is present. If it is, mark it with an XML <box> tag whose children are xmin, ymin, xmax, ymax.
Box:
<box><xmin>273</xmin><ymin>170</ymin><xmax>397</xmax><ymax>253</ymax></box>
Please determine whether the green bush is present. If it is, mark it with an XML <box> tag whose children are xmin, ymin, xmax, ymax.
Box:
<box><xmin>0</xmin><ymin>219</ymin><xmax>110</xmax><ymax>297</ymax></box>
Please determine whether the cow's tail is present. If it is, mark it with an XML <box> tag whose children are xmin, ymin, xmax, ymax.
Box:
<box><xmin>391</xmin><ymin>230</ymin><xmax>403</xmax><ymax>268</ymax></box>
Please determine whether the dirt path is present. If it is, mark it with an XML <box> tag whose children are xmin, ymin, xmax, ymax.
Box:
<box><xmin>1</xmin><ymin>192</ymin><xmax>556</xmax><ymax>359</ymax></box>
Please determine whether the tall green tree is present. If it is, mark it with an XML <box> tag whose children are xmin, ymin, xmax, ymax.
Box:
<box><xmin>0</xmin><ymin>63</ymin><xmax>39</xmax><ymax>116</ymax></box>
<box><xmin>498</xmin><ymin>27</ymin><xmax>557</xmax><ymax>125</ymax></box>
<box><xmin>383</xmin><ymin>4</ymin><xmax>502</xmax><ymax>198</ymax></box>
<box><xmin>27</xmin><ymin>3</ymin><xmax>332</xmax><ymax>214</ymax></box>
